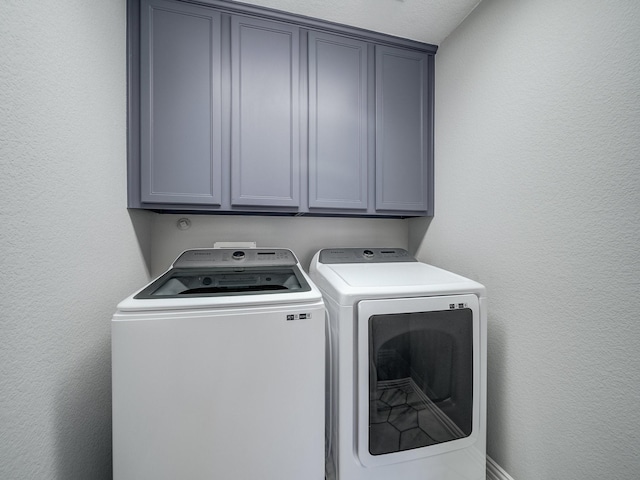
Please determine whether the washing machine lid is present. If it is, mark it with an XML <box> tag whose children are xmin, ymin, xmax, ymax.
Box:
<box><xmin>134</xmin><ymin>265</ymin><xmax>310</xmax><ymax>299</ymax></box>
<box><xmin>117</xmin><ymin>248</ymin><xmax>323</xmax><ymax>312</ymax></box>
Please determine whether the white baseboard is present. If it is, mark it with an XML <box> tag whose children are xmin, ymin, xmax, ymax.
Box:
<box><xmin>487</xmin><ymin>455</ymin><xmax>515</xmax><ymax>480</ymax></box>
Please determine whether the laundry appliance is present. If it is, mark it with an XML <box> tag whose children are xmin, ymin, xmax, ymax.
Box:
<box><xmin>112</xmin><ymin>248</ymin><xmax>325</xmax><ymax>480</ymax></box>
<box><xmin>309</xmin><ymin>248</ymin><xmax>487</xmax><ymax>480</ymax></box>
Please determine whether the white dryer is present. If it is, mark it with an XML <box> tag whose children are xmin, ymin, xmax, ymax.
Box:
<box><xmin>112</xmin><ymin>248</ymin><xmax>325</xmax><ymax>480</ymax></box>
<box><xmin>309</xmin><ymin>248</ymin><xmax>487</xmax><ymax>480</ymax></box>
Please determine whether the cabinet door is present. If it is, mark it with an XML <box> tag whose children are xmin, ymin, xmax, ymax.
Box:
<box><xmin>375</xmin><ymin>45</ymin><xmax>432</xmax><ymax>213</ymax></box>
<box><xmin>140</xmin><ymin>0</ymin><xmax>222</xmax><ymax>205</ymax></box>
<box><xmin>308</xmin><ymin>32</ymin><xmax>368</xmax><ymax>210</ymax></box>
<box><xmin>231</xmin><ymin>16</ymin><xmax>300</xmax><ymax>208</ymax></box>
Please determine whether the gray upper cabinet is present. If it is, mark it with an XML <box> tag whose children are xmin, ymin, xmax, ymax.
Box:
<box><xmin>231</xmin><ymin>16</ymin><xmax>300</xmax><ymax>208</ymax></box>
<box><xmin>308</xmin><ymin>32</ymin><xmax>368</xmax><ymax>211</ymax></box>
<box><xmin>375</xmin><ymin>45</ymin><xmax>433</xmax><ymax>213</ymax></box>
<box><xmin>140</xmin><ymin>0</ymin><xmax>223</xmax><ymax>205</ymax></box>
<box><xmin>129</xmin><ymin>0</ymin><xmax>436</xmax><ymax>216</ymax></box>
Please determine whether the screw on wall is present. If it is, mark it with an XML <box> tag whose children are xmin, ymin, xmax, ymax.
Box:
<box><xmin>177</xmin><ymin>218</ymin><xmax>191</xmax><ymax>230</ymax></box>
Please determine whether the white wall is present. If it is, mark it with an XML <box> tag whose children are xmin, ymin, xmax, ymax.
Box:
<box><xmin>150</xmin><ymin>214</ymin><xmax>408</xmax><ymax>275</ymax></box>
<box><xmin>0</xmin><ymin>1</ymin><xmax>151</xmax><ymax>478</ymax></box>
<box><xmin>410</xmin><ymin>0</ymin><xmax>640</xmax><ymax>478</ymax></box>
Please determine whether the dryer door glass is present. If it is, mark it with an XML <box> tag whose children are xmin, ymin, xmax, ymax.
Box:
<box><xmin>368</xmin><ymin>308</ymin><xmax>473</xmax><ymax>455</ymax></box>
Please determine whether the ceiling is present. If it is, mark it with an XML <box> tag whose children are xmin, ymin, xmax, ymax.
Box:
<box><xmin>234</xmin><ymin>0</ymin><xmax>482</xmax><ymax>45</ymax></box>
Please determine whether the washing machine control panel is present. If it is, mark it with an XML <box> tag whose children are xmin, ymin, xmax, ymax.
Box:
<box><xmin>173</xmin><ymin>248</ymin><xmax>298</xmax><ymax>268</ymax></box>
<box><xmin>318</xmin><ymin>248</ymin><xmax>417</xmax><ymax>264</ymax></box>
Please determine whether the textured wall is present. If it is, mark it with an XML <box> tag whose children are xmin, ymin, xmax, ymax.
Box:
<box><xmin>0</xmin><ymin>1</ymin><xmax>151</xmax><ymax>478</ymax></box>
<box><xmin>149</xmin><ymin>214</ymin><xmax>408</xmax><ymax>275</ymax></box>
<box><xmin>410</xmin><ymin>0</ymin><xmax>640</xmax><ymax>478</ymax></box>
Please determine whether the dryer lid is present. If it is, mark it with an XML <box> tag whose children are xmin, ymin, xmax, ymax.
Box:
<box><xmin>310</xmin><ymin>248</ymin><xmax>486</xmax><ymax>303</ymax></box>
<box><xmin>315</xmin><ymin>247</ymin><xmax>467</xmax><ymax>288</ymax></box>
<box><xmin>325</xmin><ymin>262</ymin><xmax>470</xmax><ymax>289</ymax></box>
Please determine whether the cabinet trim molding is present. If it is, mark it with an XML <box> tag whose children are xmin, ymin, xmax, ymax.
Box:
<box><xmin>185</xmin><ymin>0</ymin><xmax>437</xmax><ymax>55</ymax></box>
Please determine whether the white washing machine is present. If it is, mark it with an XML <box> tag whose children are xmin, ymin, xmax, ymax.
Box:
<box><xmin>112</xmin><ymin>248</ymin><xmax>325</xmax><ymax>480</ymax></box>
<box><xmin>309</xmin><ymin>248</ymin><xmax>487</xmax><ymax>480</ymax></box>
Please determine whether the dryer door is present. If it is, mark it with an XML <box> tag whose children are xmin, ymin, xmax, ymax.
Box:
<box><xmin>357</xmin><ymin>295</ymin><xmax>480</xmax><ymax>467</ymax></box>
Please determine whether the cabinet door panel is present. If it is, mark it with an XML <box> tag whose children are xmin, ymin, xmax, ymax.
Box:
<box><xmin>231</xmin><ymin>17</ymin><xmax>300</xmax><ymax>207</ymax></box>
<box><xmin>308</xmin><ymin>33</ymin><xmax>368</xmax><ymax>210</ymax></box>
<box><xmin>375</xmin><ymin>46</ymin><xmax>431</xmax><ymax>212</ymax></box>
<box><xmin>140</xmin><ymin>0</ymin><xmax>222</xmax><ymax>205</ymax></box>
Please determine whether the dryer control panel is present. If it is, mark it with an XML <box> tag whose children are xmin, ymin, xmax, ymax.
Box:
<box><xmin>318</xmin><ymin>248</ymin><xmax>417</xmax><ymax>264</ymax></box>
